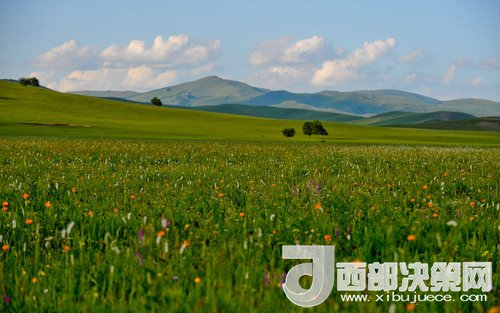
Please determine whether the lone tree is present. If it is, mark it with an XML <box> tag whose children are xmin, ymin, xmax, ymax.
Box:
<box><xmin>282</xmin><ymin>128</ymin><xmax>296</xmax><ymax>140</ymax></box>
<box><xmin>303</xmin><ymin>122</ymin><xmax>314</xmax><ymax>137</ymax></box>
<box><xmin>151</xmin><ymin>96</ymin><xmax>162</xmax><ymax>106</ymax></box>
<box><xmin>303</xmin><ymin>120</ymin><xmax>328</xmax><ymax>137</ymax></box>
<box><xmin>19</xmin><ymin>77</ymin><xmax>40</xmax><ymax>87</ymax></box>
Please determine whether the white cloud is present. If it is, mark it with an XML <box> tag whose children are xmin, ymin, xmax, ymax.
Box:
<box><xmin>398</xmin><ymin>49</ymin><xmax>427</xmax><ymax>63</ymax></box>
<box><xmin>249</xmin><ymin>36</ymin><xmax>292</xmax><ymax>67</ymax></box>
<box><xmin>55</xmin><ymin>67</ymin><xmax>178</xmax><ymax>92</ymax></box>
<box><xmin>32</xmin><ymin>35</ymin><xmax>222</xmax><ymax>91</ymax></box>
<box><xmin>404</xmin><ymin>72</ymin><xmax>417</xmax><ymax>84</ymax></box>
<box><xmin>33</xmin><ymin>39</ymin><xmax>99</xmax><ymax>69</ymax></box>
<box><xmin>101</xmin><ymin>35</ymin><xmax>221</xmax><ymax>67</ymax></box>
<box><xmin>311</xmin><ymin>38</ymin><xmax>396</xmax><ymax>86</ymax></box>
<box><xmin>471</xmin><ymin>77</ymin><xmax>482</xmax><ymax>86</ymax></box>
<box><xmin>442</xmin><ymin>64</ymin><xmax>457</xmax><ymax>86</ymax></box>
<box><xmin>248</xmin><ymin>65</ymin><xmax>310</xmax><ymax>90</ymax></box>
<box><xmin>281</xmin><ymin>36</ymin><xmax>326</xmax><ymax>63</ymax></box>
<box><xmin>249</xmin><ymin>35</ymin><xmax>329</xmax><ymax>67</ymax></box>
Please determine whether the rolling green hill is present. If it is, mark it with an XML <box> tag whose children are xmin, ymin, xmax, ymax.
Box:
<box><xmin>399</xmin><ymin>116</ymin><xmax>500</xmax><ymax>132</ymax></box>
<box><xmin>68</xmin><ymin>76</ymin><xmax>500</xmax><ymax>117</ymax></box>
<box><xmin>436</xmin><ymin>99</ymin><xmax>500</xmax><ymax>117</ymax></box>
<box><xmin>68</xmin><ymin>90</ymin><xmax>141</xmax><ymax>99</ymax></box>
<box><xmin>241</xmin><ymin>89</ymin><xmax>441</xmax><ymax>115</ymax></box>
<box><xmin>352</xmin><ymin>111</ymin><xmax>475</xmax><ymax>126</ymax></box>
<box><xmin>1</xmin><ymin>81</ymin><xmax>499</xmax><ymax>145</ymax></box>
<box><xmin>190</xmin><ymin>103</ymin><xmax>363</xmax><ymax>122</ymax></box>
<box><xmin>130</xmin><ymin>76</ymin><xmax>268</xmax><ymax>106</ymax></box>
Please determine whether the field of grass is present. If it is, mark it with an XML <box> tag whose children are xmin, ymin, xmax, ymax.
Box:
<box><xmin>1</xmin><ymin>81</ymin><xmax>499</xmax><ymax>146</ymax></box>
<box><xmin>1</xmin><ymin>81</ymin><xmax>499</xmax><ymax>312</ymax></box>
<box><xmin>0</xmin><ymin>139</ymin><xmax>498</xmax><ymax>312</ymax></box>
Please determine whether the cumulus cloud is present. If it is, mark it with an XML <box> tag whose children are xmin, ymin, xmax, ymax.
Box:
<box><xmin>442</xmin><ymin>64</ymin><xmax>457</xmax><ymax>86</ymax></box>
<box><xmin>311</xmin><ymin>38</ymin><xmax>396</xmax><ymax>86</ymax></box>
<box><xmin>101</xmin><ymin>35</ymin><xmax>221</xmax><ymax>67</ymax></box>
<box><xmin>248</xmin><ymin>65</ymin><xmax>311</xmax><ymax>90</ymax></box>
<box><xmin>249</xmin><ymin>35</ymin><xmax>329</xmax><ymax>67</ymax></box>
<box><xmin>55</xmin><ymin>67</ymin><xmax>178</xmax><ymax>92</ymax></box>
<box><xmin>32</xmin><ymin>35</ymin><xmax>222</xmax><ymax>91</ymax></box>
<box><xmin>33</xmin><ymin>39</ymin><xmax>99</xmax><ymax>69</ymax></box>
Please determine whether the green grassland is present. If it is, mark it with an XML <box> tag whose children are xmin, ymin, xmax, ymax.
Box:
<box><xmin>0</xmin><ymin>140</ymin><xmax>499</xmax><ymax>312</ymax></box>
<box><xmin>0</xmin><ymin>81</ymin><xmax>499</xmax><ymax>312</ymax></box>
<box><xmin>1</xmin><ymin>81</ymin><xmax>499</xmax><ymax>145</ymax></box>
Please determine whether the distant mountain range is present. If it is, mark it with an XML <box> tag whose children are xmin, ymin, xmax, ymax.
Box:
<box><xmin>70</xmin><ymin>76</ymin><xmax>500</xmax><ymax>118</ymax></box>
<box><xmin>67</xmin><ymin>75</ymin><xmax>500</xmax><ymax>132</ymax></box>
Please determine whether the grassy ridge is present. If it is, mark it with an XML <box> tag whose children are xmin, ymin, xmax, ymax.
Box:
<box><xmin>1</xmin><ymin>81</ymin><xmax>499</xmax><ymax>145</ymax></box>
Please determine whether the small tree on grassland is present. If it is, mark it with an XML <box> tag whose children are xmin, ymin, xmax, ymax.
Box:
<box><xmin>151</xmin><ymin>97</ymin><xmax>162</xmax><ymax>106</ymax></box>
<box><xmin>312</xmin><ymin>120</ymin><xmax>328</xmax><ymax>136</ymax></box>
<box><xmin>303</xmin><ymin>122</ymin><xmax>314</xmax><ymax>137</ymax></box>
<box><xmin>19</xmin><ymin>77</ymin><xmax>40</xmax><ymax>87</ymax></box>
<box><xmin>282</xmin><ymin>128</ymin><xmax>296</xmax><ymax>140</ymax></box>
<box><xmin>303</xmin><ymin>120</ymin><xmax>328</xmax><ymax>137</ymax></box>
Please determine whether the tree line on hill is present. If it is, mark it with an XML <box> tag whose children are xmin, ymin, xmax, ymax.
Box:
<box><xmin>282</xmin><ymin>121</ymin><xmax>328</xmax><ymax>140</ymax></box>
<box><xmin>19</xmin><ymin>77</ymin><xmax>40</xmax><ymax>87</ymax></box>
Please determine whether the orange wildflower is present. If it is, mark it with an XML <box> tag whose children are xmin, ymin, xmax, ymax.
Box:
<box><xmin>45</xmin><ymin>201</ymin><xmax>52</xmax><ymax>209</ymax></box>
<box><xmin>88</xmin><ymin>211</ymin><xmax>94</xmax><ymax>217</ymax></box>
<box><xmin>22</xmin><ymin>193</ymin><xmax>29</xmax><ymax>199</ymax></box>
<box><xmin>1</xmin><ymin>201</ymin><xmax>8</xmax><ymax>207</ymax></box>
<box><xmin>239</xmin><ymin>212</ymin><xmax>245</xmax><ymax>217</ymax></box>
<box><xmin>427</xmin><ymin>202</ymin><xmax>434</xmax><ymax>208</ymax></box>
<box><xmin>407</xmin><ymin>234</ymin><xmax>416</xmax><ymax>241</ymax></box>
<box><xmin>470</xmin><ymin>201</ymin><xmax>475</xmax><ymax>208</ymax></box>
<box><xmin>63</xmin><ymin>245</ymin><xmax>70</xmax><ymax>252</ymax></box>
<box><xmin>25</xmin><ymin>218</ymin><xmax>33</xmax><ymax>225</ymax></box>
<box><xmin>314</xmin><ymin>203</ymin><xmax>322</xmax><ymax>210</ymax></box>
<box><xmin>1</xmin><ymin>206</ymin><xmax>7</xmax><ymax>212</ymax></box>
<box><xmin>218</xmin><ymin>193</ymin><xmax>224</xmax><ymax>198</ymax></box>
<box><xmin>182</xmin><ymin>240</ymin><xmax>190</xmax><ymax>247</ymax></box>
<box><xmin>409</xmin><ymin>197</ymin><xmax>415</xmax><ymax>203</ymax></box>
<box><xmin>157</xmin><ymin>230</ymin><xmax>166</xmax><ymax>238</ymax></box>
<box><xmin>194</xmin><ymin>277</ymin><xmax>202</xmax><ymax>284</ymax></box>
<box><xmin>32</xmin><ymin>277</ymin><xmax>38</xmax><ymax>284</ymax></box>
<box><xmin>71</xmin><ymin>187</ymin><xmax>77</xmax><ymax>193</ymax></box>
<box><xmin>406</xmin><ymin>303</ymin><xmax>416</xmax><ymax>311</ymax></box>
<box><xmin>487</xmin><ymin>306</ymin><xmax>500</xmax><ymax>313</ymax></box>
<box><xmin>422</xmin><ymin>184</ymin><xmax>428</xmax><ymax>190</ymax></box>
<box><xmin>130</xmin><ymin>195</ymin><xmax>136</xmax><ymax>200</ymax></box>
<box><xmin>184</xmin><ymin>224</ymin><xmax>190</xmax><ymax>230</ymax></box>
<box><xmin>432</xmin><ymin>213</ymin><xmax>439</xmax><ymax>218</ymax></box>
<box><xmin>324</xmin><ymin>234</ymin><xmax>332</xmax><ymax>243</ymax></box>
<box><xmin>2</xmin><ymin>244</ymin><xmax>9</xmax><ymax>251</ymax></box>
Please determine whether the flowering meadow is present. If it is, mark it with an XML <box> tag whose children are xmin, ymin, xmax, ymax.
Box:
<box><xmin>0</xmin><ymin>139</ymin><xmax>498</xmax><ymax>312</ymax></box>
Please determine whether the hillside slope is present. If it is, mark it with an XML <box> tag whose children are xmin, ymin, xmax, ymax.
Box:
<box><xmin>2</xmin><ymin>81</ymin><xmax>498</xmax><ymax>145</ymax></box>
<box><xmin>190</xmin><ymin>103</ymin><xmax>362</xmax><ymax>122</ymax></box>
<box><xmin>353</xmin><ymin>111</ymin><xmax>476</xmax><ymax>126</ymax></box>
<box><xmin>67</xmin><ymin>76</ymin><xmax>500</xmax><ymax>117</ymax></box>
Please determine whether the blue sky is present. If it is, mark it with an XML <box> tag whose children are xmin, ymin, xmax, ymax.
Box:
<box><xmin>1</xmin><ymin>0</ymin><xmax>499</xmax><ymax>100</ymax></box>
